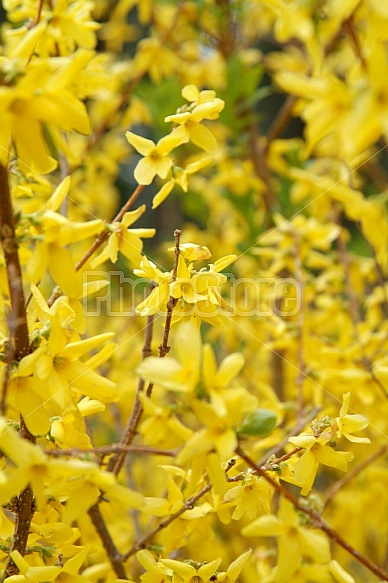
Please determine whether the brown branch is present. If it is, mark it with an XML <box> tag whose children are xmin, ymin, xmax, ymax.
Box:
<box><xmin>35</xmin><ymin>0</ymin><xmax>44</xmax><ymax>25</ymax></box>
<box><xmin>0</xmin><ymin>164</ymin><xmax>35</xmax><ymax>580</ymax></box>
<box><xmin>261</xmin><ymin>447</ymin><xmax>301</xmax><ymax>470</ymax></box>
<box><xmin>324</xmin><ymin>444</ymin><xmax>387</xmax><ymax>509</ymax></box>
<box><xmin>248</xmin><ymin>125</ymin><xmax>276</xmax><ymax>219</ymax></box>
<box><xmin>88</xmin><ymin>504</ymin><xmax>126</xmax><ymax>579</ymax></box>
<box><xmin>158</xmin><ymin>229</ymin><xmax>181</xmax><ymax>358</ymax></box>
<box><xmin>106</xmin><ymin>305</ymin><xmax>155</xmax><ymax>477</ymax></box>
<box><xmin>75</xmin><ymin>184</ymin><xmax>145</xmax><ymax>272</ymax></box>
<box><xmin>343</xmin><ymin>17</ymin><xmax>366</xmax><ymax>69</ymax></box>
<box><xmin>107</xmin><ymin>230</ymin><xmax>181</xmax><ymax>476</ymax></box>
<box><xmin>0</xmin><ymin>165</ymin><xmax>30</xmax><ymax>363</ymax></box>
<box><xmin>47</xmin><ymin>444</ymin><xmax>178</xmax><ymax>458</ymax></box>
<box><xmin>236</xmin><ymin>446</ymin><xmax>388</xmax><ymax>582</ymax></box>
<box><xmin>266</xmin><ymin>95</ymin><xmax>297</xmax><ymax>145</ymax></box>
<box><xmin>87</xmin><ymin>233</ymin><xmax>180</xmax><ymax>578</ymax></box>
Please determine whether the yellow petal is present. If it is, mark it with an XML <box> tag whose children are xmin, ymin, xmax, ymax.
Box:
<box><xmin>125</xmin><ymin>131</ymin><xmax>155</xmax><ymax>155</ymax></box>
<box><xmin>48</xmin><ymin>245</ymin><xmax>82</xmax><ymax>298</ymax></box>
<box><xmin>242</xmin><ymin>514</ymin><xmax>283</xmax><ymax>537</ymax></box>
<box><xmin>46</xmin><ymin>175</ymin><xmax>71</xmax><ymax>211</ymax></box>
<box><xmin>152</xmin><ymin>180</ymin><xmax>175</xmax><ymax>209</ymax></box>
<box><xmin>215</xmin><ymin>353</ymin><xmax>244</xmax><ymax>387</ymax></box>
<box><xmin>189</xmin><ymin>123</ymin><xmax>218</xmax><ymax>152</ymax></box>
<box><xmin>182</xmin><ymin>84</ymin><xmax>200</xmax><ymax>102</ymax></box>
<box><xmin>298</xmin><ymin>528</ymin><xmax>331</xmax><ymax>563</ymax></box>
<box><xmin>134</xmin><ymin>156</ymin><xmax>158</xmax><ymax>185</ymax></box>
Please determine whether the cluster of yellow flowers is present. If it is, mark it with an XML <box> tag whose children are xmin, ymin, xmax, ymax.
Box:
<box><xmin>0</xmin><ymin>1</ymin><xmax>387</xmax><ymax>583</ymax></box>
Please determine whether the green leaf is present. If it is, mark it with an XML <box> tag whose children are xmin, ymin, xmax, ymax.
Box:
<box><xmin>237</xmin><ymin>409</ymin><xmax>277</xmax><ymax>437</ymax></box>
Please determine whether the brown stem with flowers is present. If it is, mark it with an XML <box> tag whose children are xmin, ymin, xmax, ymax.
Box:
<box><xmin>0</xmin><ymin>163</ymin><xmax>36</xmax><ymax>580</ymax></box>
<box><xmin>89</xmin><ymin>231</ymin><xmax>181</xmax><ymax>578</ymax></box>
<box><xmin>236</xmin><ymin>446</ymin><xmax>388</xmax><ymax>581</ymax></box>
<box><xmin>107</xmin><ymin>229</ymin><xmax>181</xmax><ymax>476</ymax></box>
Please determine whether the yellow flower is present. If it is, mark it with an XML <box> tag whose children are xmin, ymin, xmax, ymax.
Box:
<box><xmin>165</xmin><ymin>85</ymin><xmax>225</xmax><ymax>152</ymax></box>
<box><xmin>91</xmin><ymin>204</ymin><xmax>155</xmax><ymax>268</ymax></box>
<box><xmin>223</xmin><ymin>473</ymin><xmax>273</xmax><ymax>520</ymax></box>
<box><xmin>242</xmin><ymin>498</ymin><xmax>330</xmax><ymax>583</ymax></box>
<box><xmin>334</xmin><ymin>392</ymin><xmax>370</xmax><ymax>443</ymax></box>
<box><xmin>18</xmin><ymin>320</ymin><xmax>117</xmax><ymax>411</ymax></box>
<box><xmin>139</xmin><ymin>394</ymin><xmax>193</xmax><ymax>448</ymax></box>
<box><xmin>176</xmin><ymin>395</ymin><xmax>242</xmax><ymax>465</ymax></box>
<box><xmin>288</xmin><ymin>431</ymin><xmax>354</xmax><ymax>495</ymax></box>
<box><xmin>0</xmin><ymin>56</ymin><xmax>91</xmax><ymax>174</ymax></box>
<box><xmin>27</xmin><ymin>208</ymin><xmax>103</xmax><ymax>297</ymax></box>
<box><xmin>136</xmin><ymin>549</ymin><xmax>173</xmax><ymax>583</ymax></box>
<box><xmin>7</xmin><ymin>544</ymin><xmax>91</xmax><ymax>582</ymax></box>
<box><xmin>125</xmin><ymin>130</ymin><xmax>185</xmax><ymax>185</ymax></box>
<box><xmin>161</xmin><ymin>557</ymin><xmax>222</xmax><ymax>583</ymax></box>
<box><xmin>50</xmin><ymin>397</ymin><xmax>105</xmax><ymax>450</ymax></box>
<box><xmin>134</xmin><ymin>256</ymin><xmax>172</xmax><ymax>317</ymax></box>
<box><xmin>134</xmin><ymin>248</ymin><xmax>236</xmax><ymax>324</ymax></box>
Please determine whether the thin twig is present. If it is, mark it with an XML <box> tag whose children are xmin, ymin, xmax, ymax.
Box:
<box><xmin>261</xmin><ymin>447</ymin><xmax>301</xmax><ymax>470</ymax></box>
<box><xmin>107</xmin><ymin>230</ymin><xmax>181</xmax><ymax>476</ymax></box>
<box><xmin>343</xmin><ymin>17</ymin><xmax>366</xmax><ymax>69</ymax></box>
<box><xmin>46</xmin><ymin>184</ymin><xmax>145</xmax><ymax>307</ymax></box>
<box><xmin>236</xmin><ymin>446</ymin><xmax>388</xmax><ymax>582</ymax></box>
<box><xmin>124</xmin><ymin>482</ymin><xmax>212</xmax><ymax>560</ymax></box>
<box><xmin>88</xmin><ymin>504</ymin><xmax>126</xmax><ymax>579</ymax></box>
<box><xmin>324</xmin><ymin>444</ymin><xmax>387</xmax><ymax>509</ymax></box>
<box><xmin>266</xmin><ymin>95</ymin><xmax>297</xmax><ymax>145</ymax></box>
<box><xmin>46</xmin><ymin>444</ymin><xmax>178</xmax><ymax>458</ymax></box>
<box><xmin>106</xmin><ymin>305</ymin><xmax>155</xmax><ymax>476</ymax></box>
<box><xmin>123</xmin><ymin>458</ymin><xmax>236</xmax><ymax>561</ymax></box>
<box><xmin>158</xmin><ymin>229</ymin><xmax>181</xmax><ymax>357</ymax></box>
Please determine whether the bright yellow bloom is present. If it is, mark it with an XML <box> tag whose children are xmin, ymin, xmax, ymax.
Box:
<box><xmin>0</xmin><ymin>56</ymin><xmax>91</xmax><ymax>173</ymax></box>
<box><xmin>27</xmin><ymin>208</ymin><xmax>103</xmax><ymax>297</ymax></box>
<box><xmin>136</xmin><ymin>549</ymin><xmax>173</xmax><ymax>583</ymax></box>
<box><xmin>288</xmin><ymin>431</ymin><xmax>354</xmax><ymax>495</ymax></box>
<box><xmin>17</xmin><ymin>321</ymin><xmax>117</xmax><ymax>411</ymax></box>
<box><xmin>125</xmin><ymin>130</ymin><xmax>185</xmax><ymax>185</ymax></box>
<box><xmin>139</xmin><ymin>394</ymin><xmax>193</xmax><ymax>448</ymax></box>
<box><xmin>161</xmin><ymin>557</ymin><xmax>222</xmax><ymax>583</ymax></box>
<box><xmin>7</xmin><ymin>544</ymin><xmax>91</xmax><ymax>582</ymax></box>
<box><xmin>242</xmin><ymin>498</ymin><xmax>330</xmax><ymax>583</ymax></box>
<box><xmin>223</xmin><ymin>473</ymin><xmax>273</xmax><ymax>520</ymax></box>
<box><xmin>176</xmin><ymin>395</ymin><xmax>242</xmax><ymax>465</ymax></box>
<box><xmin>334</xmin><ymin>392</ymin><xmax>370</xmax><ymax>443</ymax></box>
<box><xmin>165</xmin><ymin>85</ymin><xmax>225</xmax><ymax>152</ymax></box>
<box><xmin>134</xmin><ymin>247</ymin><xmax>236</xmax><ymax>324</ymax></box>
<box><xmin>91</xmin><ymin>204</ymin><xmax>155</xmax><ymax>268</ymax></box>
